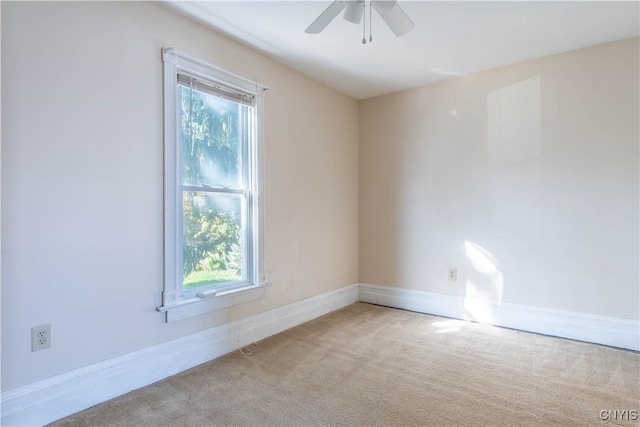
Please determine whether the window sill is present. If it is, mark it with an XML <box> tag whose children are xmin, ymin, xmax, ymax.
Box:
<box><xmin>157</xmin><ymin>283</ymin><xmax>269</xmax><ymax>322</ymax></box>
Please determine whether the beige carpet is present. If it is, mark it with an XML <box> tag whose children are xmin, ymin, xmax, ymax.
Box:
<box><xmin>52</xmin><ymin>303</ymin><xmax>639</xmax><ymax>426</ymax></box>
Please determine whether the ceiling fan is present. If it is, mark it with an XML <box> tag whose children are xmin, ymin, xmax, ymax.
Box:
<box><xmin>305</xmin><ymin>0</ymin><xmax>414</xmax><ymax>43</ymax></box>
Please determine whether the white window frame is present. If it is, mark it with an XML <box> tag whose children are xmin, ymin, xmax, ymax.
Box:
<box><xmin>157</xmin><ymin>48</ymin><xmax>268</xmax><ymax>322</ymax></box>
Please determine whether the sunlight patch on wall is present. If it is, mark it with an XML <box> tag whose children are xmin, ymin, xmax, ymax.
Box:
<box><xmin>465</xmin><ymin>240</ymin><xmax>498</xmax><ymax>274</ymax></box>
<box><xmin>463</xmin><ymin>241</ymin><xmax>504</xmax><ymax>323</ymax></box>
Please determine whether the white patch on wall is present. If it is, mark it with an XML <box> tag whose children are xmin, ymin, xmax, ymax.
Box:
<box><xmin>487</xmin><ymin>75</ymin><xmax>542</xmax><ymax>166</ymax></box>
<box><xmin>463</xmin><ymin>241</ymin><xmax>504</xmax><ymax>324</ymax></box>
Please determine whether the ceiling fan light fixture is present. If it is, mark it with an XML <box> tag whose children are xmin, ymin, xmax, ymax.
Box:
<box><xmin>344</xmin><ymin>1</ymin><xmax>364</xmax><ymax>24</ymax></box>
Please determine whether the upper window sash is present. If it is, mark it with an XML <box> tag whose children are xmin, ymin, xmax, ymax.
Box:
<box><xmin>179</xmin><ymin>83</ymin><xmax>250</xmax><ymax>190</ymax></box>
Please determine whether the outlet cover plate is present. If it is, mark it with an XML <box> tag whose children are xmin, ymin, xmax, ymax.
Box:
<box><xmin>32</xmin><ymin>324</ymin><xmax>52</xmax><ymax>351</ymax></box>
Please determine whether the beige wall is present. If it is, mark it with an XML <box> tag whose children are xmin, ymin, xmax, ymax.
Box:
<box><xmin>1</xmin><ymin>1</ymin><xmax>358</xmax><ymax>390</ymax></box>
<box><xmin>360</xmin><ymin>37</ymin><xmax>639</xmax><ymax>321</ymax></box>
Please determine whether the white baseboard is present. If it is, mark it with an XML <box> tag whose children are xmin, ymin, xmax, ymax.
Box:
<box><xmin>359</xmin><ymin>283</ymin><xmax>639</xmax><ymax>352</ymax></box>
<box><xmin>0</xmin><ymin>284</ymin><xmax>359</xmax><ymax>427</ymax></box>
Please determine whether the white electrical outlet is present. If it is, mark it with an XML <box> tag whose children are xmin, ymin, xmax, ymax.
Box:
<box><xmin>32</xmin><ymin>324</ymin><xmax>52</xmax><ymax>351</ymax></box>
<box><xmin>448</xmin><ymin>268</ymin><xmax>457</xmax><ymax>281</ymax></box>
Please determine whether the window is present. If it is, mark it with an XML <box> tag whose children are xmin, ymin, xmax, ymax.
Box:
<box><xmin>158</xmin><ymin>48</ymin><xmax>268</xmax><ymax>322</ymax></box>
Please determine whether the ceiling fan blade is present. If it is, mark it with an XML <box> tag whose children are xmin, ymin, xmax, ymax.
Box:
<box><xmin>372</xmin><ymin>1</ymin><xmax>415</xmax><ymax>37</ymax></box>
<box><xmin>344</xmin><ymin>1</ymin><xmax>364</xmax><ymax>25</ymax></box>
<box><xmin>305</xmin><ymin>1</ymin><xmax>349</xmax><ymax>34</ymax></box>
<box><xmin>372</xmin><ymin>0</ymin><xmax>395</xmax><ymax>15</ymax></box>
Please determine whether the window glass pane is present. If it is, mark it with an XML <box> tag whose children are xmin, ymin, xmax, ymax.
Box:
<box><xmin>180</xmin><ymin>85</ymin><xmax>244</xmax><ymax>188</ymax></box>
<box><xmin>182</xmin><ymin>191</ymin><xmax>245</xmax><ymax>292</ymax></box>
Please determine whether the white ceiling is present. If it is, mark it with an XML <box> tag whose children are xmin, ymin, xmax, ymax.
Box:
<box><xmin>166</xmin><ymin>1</ymin><xmax>640</xmax><ymax>100</ymax></box>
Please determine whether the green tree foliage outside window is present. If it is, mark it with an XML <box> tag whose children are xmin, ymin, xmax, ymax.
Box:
<box><xmin>180</xmin><ymin>86</ymin><xmax>244</xmax><ymax>290</ymax></box>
